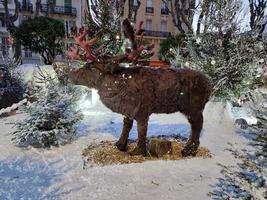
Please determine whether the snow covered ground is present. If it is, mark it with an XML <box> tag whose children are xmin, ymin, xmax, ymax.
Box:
<box><xmin>0</xmin><ymin>100</ymin><xmax>257</xmax><ymax>200</ymax></box>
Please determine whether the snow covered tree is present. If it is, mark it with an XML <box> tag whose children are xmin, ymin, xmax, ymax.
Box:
<box><xmin>159</xmin><ymin>34</ymin><xmax>187</xmax><ymax>62</ymax></box>
<box><xmin>187</xmin><ymin>33</ymin><xmax>265</xmax><ymax>100</ymax></box>
<box><xmin>0</xmin><ymin>55</ymin><xmax>25</xmax><ymax>109</ymax></box>
<box><xmin>170</xmin><ymin>0</ymin><xmax>266</xmax><ymax>101</ymax></box>
<box><xmin>82</xmin><ymin>0</ymin><xmax>126</xmax><ymax>58</ymax></box>
<box><xmin>86</xmin><ymin>0</ymin><xmax>121</xmax><ymax>39</ymax></box>
<box><xmin>12</xmin><ymin>67</ymin><xmax>82</xmax><ymax>148</ymax></box>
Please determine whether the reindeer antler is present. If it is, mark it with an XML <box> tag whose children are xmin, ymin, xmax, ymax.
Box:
<box><xmin>66</xmin><ymin>19</ymin><xmax>154</xmax><ymax>65</ymax></box>
<box><xmin>66</xmin><ymin>27</ymin><xmax>97</xmax><ymax>62</ymax></box>
<box><xmin>122</xmin><ymin>19</ymin><xmax>154</xmax><ymax>61</ymax></box>
<box><xmin>66</xmin><ymin>46</ymin><xmax>81</xmax><ymax>60</ymax></box>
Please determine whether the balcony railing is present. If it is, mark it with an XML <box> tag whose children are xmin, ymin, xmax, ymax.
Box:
<box><xmin>19</xmin><ymin>3</ymin><xmax>33</xmax><ymax>13</ymax></box>
<box><xmin>144</xmin><ymin>30</ymin><xmax>171</xmax><ymax>38</ymax></box>
<box><xmin>40</xmin><ymin>4</ymin><xmax>77</xmax><ymax>16</ymax></box>
<box><xmin>161</xmin><ymin>8</ymin><xmax>169</xmax><ymax>15</ymax></box>
<box><xmin>146</xmin><ymin>7</ymin><xmax>154</xmax><ymax>13</ymax></box>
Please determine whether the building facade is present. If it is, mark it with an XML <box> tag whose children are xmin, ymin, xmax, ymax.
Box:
<box><xmin>123</xmin><ymin>0</ymin><xmax>187</xmax><ymax>60</ymax></box>
<box><xmin>0</xmin><ymin>0</ymin><xmax>87</xmax><ymax>64</ymax></box>
<box><xmin>1</xmin><ymin>0</ymin><xmax>188</xmax><ymax>64</ymax></box>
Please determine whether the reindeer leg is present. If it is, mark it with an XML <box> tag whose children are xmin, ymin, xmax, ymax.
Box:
<box><xmin>129</xmin><ymin>118</ymin><xmax>148</xmax><ymax>156</ymax></box>
<box><xmin>182</xmin><ymin>112</ymin><xmax>203</xmax><ymax>157</ymax></box>
<box><xmin>115</xmin><ymin>117</ymin><xmax>133</xmax><ymax>151</ymax></box>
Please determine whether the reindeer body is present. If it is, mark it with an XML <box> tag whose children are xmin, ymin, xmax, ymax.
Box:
<box><xmin>68</xmin><ymin>65</ymin><xmax>212</xmax><ymax>156</ymax></box>
<box><xmin>98</xmin><ymin>66</ymin><xmax>211</xmax><ymax>119</ymax></box>
<box><xmin>63</xmin><ymin>18</ymin><xmax>212</xmax><ymax>156</ymax></box>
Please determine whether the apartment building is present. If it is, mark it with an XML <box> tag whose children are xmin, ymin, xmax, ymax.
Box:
<box><xmin>123</xmin><ymin>0</ymin><xmax>187</xmax><ymax>60</ymax></box>
<box><xmin>0</xmin><ymin>0</ymin><xmax>87</xmax><ymax>64</ymax></box>
<box><xmin>1</xmin><ymin>0</ymin><xmax>187</xmax><ymax>64</ymax></box>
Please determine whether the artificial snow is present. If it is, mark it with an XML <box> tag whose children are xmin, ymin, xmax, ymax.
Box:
<box><xmin>0</xmin><ymin>99</ymin><xmax>27</xmax><ymax>115</ymax></box>
<box><xmin>0</xmin><ymin>100</ymin><xmax>259</xmax><ymax>200</ymax></box>
<box><xmin>226</xmin><ymin>101</ymin><xmax>258</xmax><ymax>125</ymax></box>
<box><xmin>1</xmin><ymin>64</ymin><xmax>265</xmax><ymax>199</ymax></box>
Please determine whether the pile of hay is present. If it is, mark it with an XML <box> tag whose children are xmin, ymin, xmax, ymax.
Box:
<box><xmin>82</xmin><ymin>140</ymin><xmax>211</xmax><ymax>166</ymax></box>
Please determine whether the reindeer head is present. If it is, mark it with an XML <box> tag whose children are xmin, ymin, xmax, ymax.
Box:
<box><xmin>60</xmin><ymin>19</ymin><xmax>154</xmax><ymax>88</ymax></box>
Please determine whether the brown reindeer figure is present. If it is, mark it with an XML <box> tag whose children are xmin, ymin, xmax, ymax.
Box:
<box><xmin>58</xmin><ymin>19</ymin><xmax>212</xmax><ymax>156</ymax></box>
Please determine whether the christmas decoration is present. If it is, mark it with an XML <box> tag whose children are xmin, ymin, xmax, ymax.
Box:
<box><xmin>57</xmin><ymin>19</ymin><xmax>212</xmax><ymax>157</ymax></box>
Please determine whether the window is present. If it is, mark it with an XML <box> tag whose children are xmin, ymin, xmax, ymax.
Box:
<box><xmin>133</xmin><ymin>0</ymin><xmax>138</xmax><ymax>6</ymax></box>
<box><xmin>47</xmin><ymin>0</ymin><xmax>56</xmax><ymax>4</ymax></box>
<box><xmin>0</xmin><ymin>13</ymin><xmax>5</xmax><ymax>27</ymax></box>
<box><xmin>146</xmin><ymin>0</ymin><xmax>153</xmax><ymax>7</ymax></box>
<box><xmin>23</xmin><ymin>0</ymin><xmax>31</xmax><ymax>4</ymax></box>
<box><xmin>1</xmin><ymin>37</ymin><xmax>8</xmax><ymax>57</ymax></box>
<box><xmin>64</xmin><ymin>0</ymin><xmax>72</xmax><ymax>13</ymax></box>
<box><xmin>160</xmin><ymin>21</ymin><xmax>167</xmax><ymax>32</ymax></box>
<box><xmin>161</xmin><ymin>1</ymin><xmax>168</xmax><ymax>9</ymax></box>
<box><xmin>146</xmin><ymin>0</ymin><xmax>154</xmax><ymax>13</ymax></box>
<box><xmin>161</xmin><ymin>1</ymin><xmax>169</xmax><ymax>15</ymax></box>
<box><xmin>64</xmin><ymin>0</ymin><xmax>72</xmax><ymax>7</ymax></box>
<box><xmin>146</xmin><ymin>19</ymin><xmax>152</xmax><ymax>31</ymax></box>
<box><xmin>24</xmin><ymin>48</ymin><xmax>32</xmax><ymax>58</ymax></box>
<box><xmin>65</xmin><ymin>20</ymin><xmax>76</xmax><ymax>37</ymax></box>
<box><xmin>69</xmin><ymin>20</ymin><xmax>76</xmax><ymax>29</ymax></box>
<box><xmin>0</xmin><ymin>20</ymin><xmax>5</xmax><ymax>27</ymax></box>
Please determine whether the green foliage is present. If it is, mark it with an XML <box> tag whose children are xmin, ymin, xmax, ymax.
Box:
<box><xmin>86</xmin><ymin>0</ymin><xmax>120</xmax><ymax>39</ymax></box>
<box><xmin>84</xmin><ymin>0</ymin><xmax>122</xmax><ymax>57</ymax></box>
<box><xmin>12</xmin><ymin>16</ymin><xmax>65</xmax><ymax>64</ymax></box>
<box><xmin>184</xmin><ymin>33</ymin><xmax>266</xmax><ymax>101</ymax></box>
<box><xmin>159</xmin><ymin>34</ymin><xmax>187</xmax><ymax>61</ymax></box>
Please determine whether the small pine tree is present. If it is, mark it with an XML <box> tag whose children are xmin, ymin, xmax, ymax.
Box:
<box><xmin>185</xmin><ymin>32</ymin><xmax>265</xmax><ymax>100</ymax></box>
<box><xmin>0</xmin><ymin>57</ymin><xmax>25</xmax><ymax>109</ymax></box>
<box><xmin>170</xmin><ymin>0</ymin><xmax>266</xmax><ymax>101</ymax></box>
<box><xmin>159</xmin><ymin>34</ymin><xmax>187</xmax><ymax>62</ymax></box>
<box><xmin>12</xmin><ymin>68</ymin><xmax>83</xmax><ymax>148</ymax></box>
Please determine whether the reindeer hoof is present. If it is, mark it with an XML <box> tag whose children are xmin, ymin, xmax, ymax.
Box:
<box><xmin>115</xmin><ymin>141</ymin><xmax>128</xmax><ymax>151</ymax></box>
<box><xmin>181</xmin><ymin>142</ymin><xmax>199</xmax><ymax>157</ymax></box>
<box><xmin>129</xmin><ymin>147</ymin><xmax>146</xmax><ymax>156</ymax></box>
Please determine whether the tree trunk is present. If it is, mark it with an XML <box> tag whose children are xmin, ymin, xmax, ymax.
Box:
<box><xmin>248</xmin><ymin>0</ymin><xmax>267</xmax><ymax>33</ymax></box>
<box><xmin>35</xmin><ymin>0</ymin><xmax>42</xmax><ymax>18</ymax></box>
<box><xmin>196</xmin><ymin>11</ymin><xmax>204</xmax><ymax>34</ymax></box>
<box><xmin>41</xmin><ymin>52</ymin><xmax>49</xmax><ymax>65</ymax></box>
<box><xmin>0</xmin><ymin>0</ymin><xmax>21</xmax><ymax>60</ymax></box>
<box><xmin>249</xmin><ymin>0</ymin><xmax>255</xmax><ymax>30</ymax></box>
<box><xmin>167</xmin><ymin>0</ymin><xmax>194</xmax><ymax>33</ymax></box>
<box><xmin>13</xmin><ymin>40</ymin><xmax>22</xmax><ymax>62</ymax></box>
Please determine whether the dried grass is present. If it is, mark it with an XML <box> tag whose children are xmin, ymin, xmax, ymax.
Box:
<box><xmin>82</xmin><ymin>140</ymin><xmax>211</xmax><ymax>166</ymax></box>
